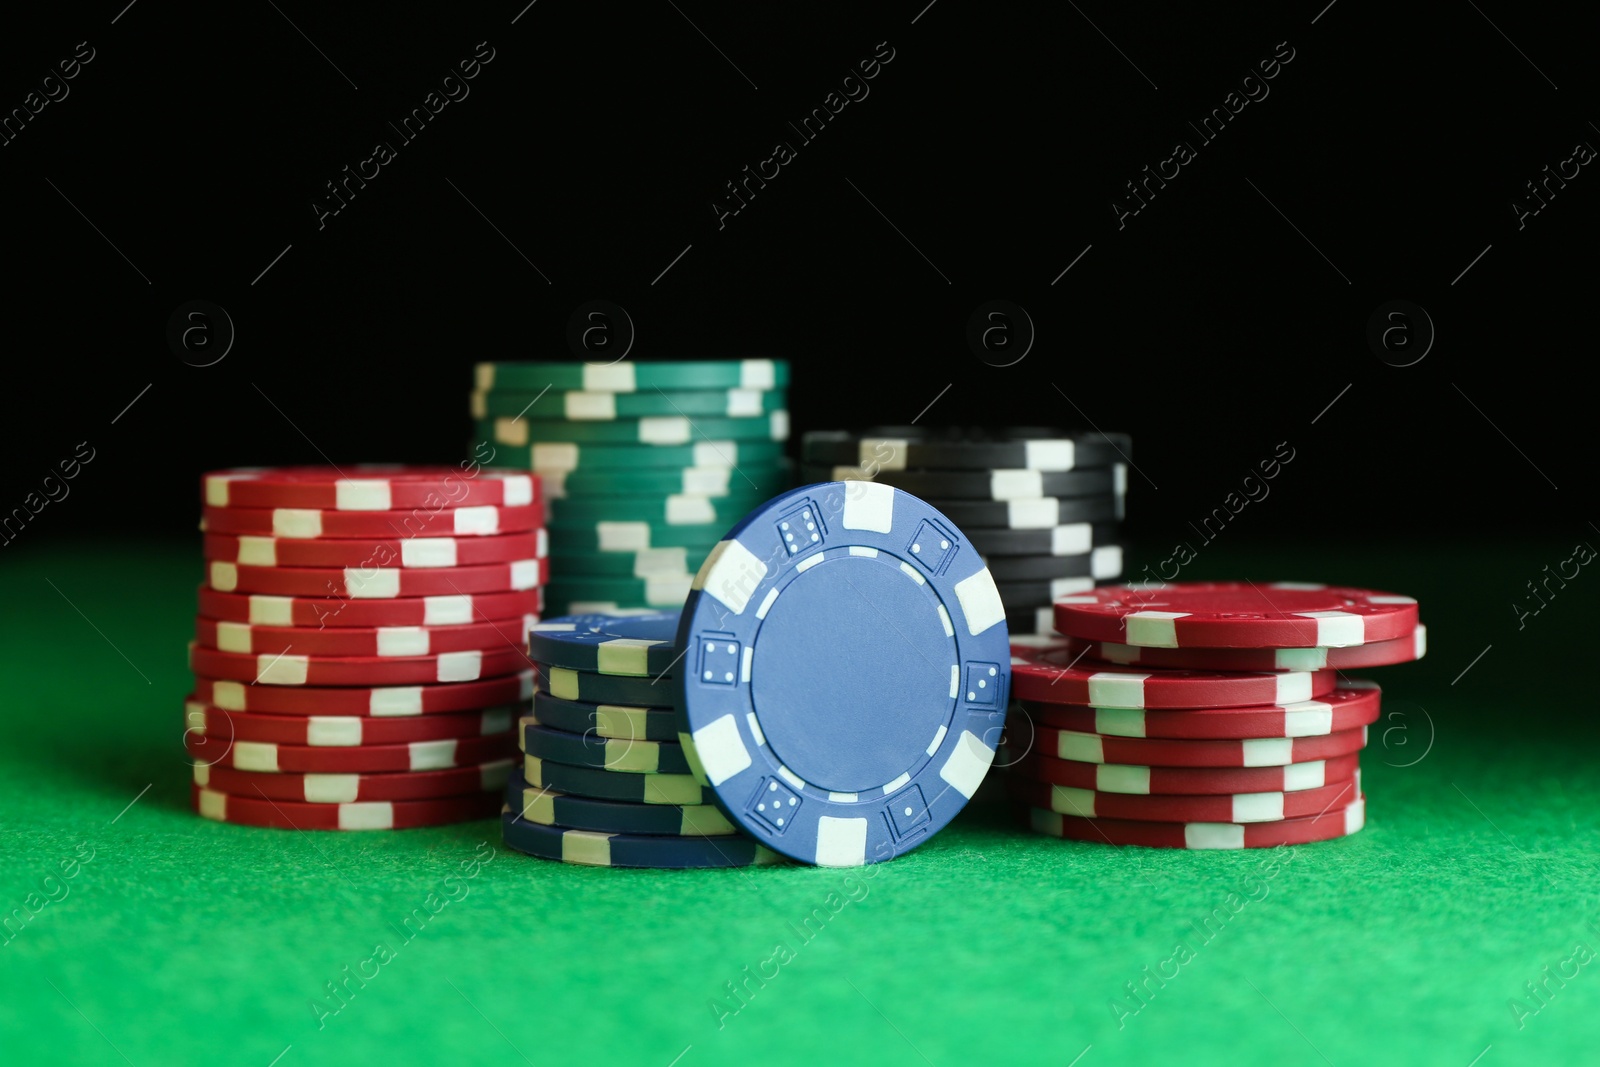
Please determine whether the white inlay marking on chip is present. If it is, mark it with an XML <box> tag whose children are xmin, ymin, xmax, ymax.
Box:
<box><xmin>1300</xmin><ymin>611</ymin><xmax>1365</xmax><ymax>647</ymax></box>
<box><xmin>841</xmin><ymin>481</ymin><xmax>895</xmax><ymax>533</ymax></box>
<box><xmin>703</xmin><ymin>538</ymin><xmax>767</xmax><ymax>614</ymax></box>
<box><xmin>1125</xmin><ymin>611</ymin><xmax>1187</xmax><ymax>647</ymax></box>
<box><xmin>1184</xmin><ymin>823</ymin><xmax>1246</xmax><ymax>849</ymax></box>
<box><xmin>814</xmin><ymin>817</ymin><xmax>868</xmax><ymax>867</ymax></box>
<box><xmin>692</xmin><ymin>714</ymin><xmax>752</xmax><ymax>786</ymax></box>
<box><xmin>954</xmin><ymin>568</ymin><xmax>1006</xmax><ymax>636</ymax></box>
<box><xmin>939</xmin><ymin>731</ymin><xmax>995</xmax><ymax>799</ymax></box>
<box><xmin>421</xmin><ymin>596</ymin><xmax>474</xmax><ymax>625</ymax></box>
<box><xmin>1281</xmin><ymin>700</ymin><xmax>1333</xmax><ymax>736</ymax></box>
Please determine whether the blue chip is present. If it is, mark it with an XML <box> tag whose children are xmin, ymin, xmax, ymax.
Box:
<box><xmin>674</xmin><ymin>481</ymin><xmax>1011</xmax><ymax>866</ymax></box>
<box><xmin>526</xmin><ymin>612</ymin><xmax>682</xmax><ymax>676</ymax></box>
<box><xmin>500</xmin><ymin>811</ymin><xmax>784</xmax><ymax>868</ymax></box>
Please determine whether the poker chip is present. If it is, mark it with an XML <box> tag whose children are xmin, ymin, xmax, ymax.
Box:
<box><xmin>520</xmin><ymin>720</ymin><xmax>691</xmax><ymax>774</ymax></box>
<box><xmin>545</xmin><ymin>523</ymin><xmax>726</xmax><ymax>553</ymax></box>
<box><xmin>500</xmin><ymin>810</ymin><xmax>784</xmax><ymax>867</ymax></box>
<box><xmin>547</xmin><ymin>492</ymin><xmax>768</xmax><ymax>527</ymax></box>
<box><xmin>471</xmin><ymin>386</ymin><xmax>786</xmax><ymax>421</ymax></box>
<box><xmin>1052</xmin><ymin>582</ymin><xmax>1421</xmax><ymax>648</ymax></box>
<box><xmin>967</xmin><ymin>523</ymin><xmax>1122</xmax><ymax>556</ymax></box>
<box><xmin>1010</xmin><ymin>773</ymin><xmax>1361</xmax><ymax>824</ymax></box>
<box><xmin>1069</xmin><ymin>626</ymin><xmax>1428</xmax><ymax>672</ymax></box>
<box><xmin>192</xmin><ymin>615</ymin><xmax>534</xmax><ymax>658</ymax></box>
<box><xmin>200</xmin><ymin>503</ymin><xmax>546</xmax><ymax>539</ymax></box>
<box><xmin>546</xmin><ymin>575</ymin><xmax>695</xmax><ymax>612</ymax></box>
<box><xmin>192</xmin><ymin>671</ymin><xmax>534</xmax><ymax>716</ymax></box>
<box><xmin>985</xmin><ymin>546</ymin><xmax>1123</xmax><ymax>582</ymax></box>
<box><xmin>528</xmin><ymin>692</ymin><xmax>679</xmax><ymax>742</ymax></box>
<box><xmin>801</xmin><ymin>428</ymin><xmax>1132</xmax><ymax>471</ymax></box>
<box><xmin>1024</xmin><ymin>795</ymin><xmax>1366</xmax><ymax>849</ymax></box>
<box><xmin>483</xmin><ymin>439</ymin><xmax>788</xmax><ymax>473</ymax></box>
<box><xmin>475</xmin><ymin>359</ymin><xmax>788</xmax><ymax>393</ymax></box>
<box><xmin>186</xmin><ymin>730</ymin><xmax>515</xmax><ymax>773</ymax></box>
<box><xmin>478</xmin><ymin>410</ymin><xmax>788</xmax><ymax>447</ymax></box>
<box><xmin>203</xmin><ymin>467</ymin><xmax>537</xmax><ymax>510</ymax></box>
<box><xmin>504</xmin><ymin>768</ymin><xmax>736</xmax><ymax>836</ymax></box>
<box><xmin>189</xmin><ymin>464</ymin><xmax>550</xmax><ymax>831</ymax></box>
<box><xmin>676</xmin><ymin>481</ymin><xmax>1010</xmax><ymax>867</ymax></box>
<box><xmin>476</xmin><ymin>363</ymin><xmax>791</xmax><ymax>629</ymax></box>
<box><xmin>1010</xmin><ymin>641</ymin><xmax>1334</xmax><ymax>708</ymax></box>
<box><xmin>206</xmin><ymin>558</ymin><xmax>547</xmax><ymax>598</ymax></box>
<box><xmin>202</xmin><ymin>531</ymin><xmax>546</xmax><ymax>568</ymax></box>
<box><xmin>1004</xmin><ymin>605</ymin><xmax>1054</xmax><ymax>637</ymax></box>
<box><xmin>533</xmin><ymin>662</ymin><xmax>674</xmax><ymax>707</ymax></box>
<box><xmin>185</xmin><ymin>702</ymin><xmax>518</xmax><ymax>746</ymax></box>
<box><xmin>944</xmin><ymin>497</ymin><xmax>1122</xmax><ymax>530</ymax></box>
<box><xmin>193</xmin><ymin>785</ymin><xmax>500</xmax><ymax>830</ymax></box>
<box><xmin>196</xmin><ymin>587</ymin><xmax>544</xmax><ymax>628</ymax></box>
<box><xmin>552</xmin><ymin>547</ymin><xmax>709</xmax><ymax>578</ymax></box>
<box><xmin>523</xmin><ymin>754</ymin><xmax>711</xmax><ymax>805</ymax></box>
<box><xmin>542</xmin><ymin>463</ymin><xmax>790</xmax><ymax>499</ymax></box>
<box><xmin>994</xmin><ymin>577</ymin><xmax>1097</xmax><ymax>604</ymax></box>
<box><xmin>526</xmin><ymin>612</ymin><xmax>682</xmax><ymax>675</ymax></box>
<box><xmin>1015</xmin><ymin>721</ymin><xmax>1369</xmax><ymax>767</ymax></box>
<box><xmin>1005</xmin><ymin>750</ymin><xmax>1362</xmax><ymax>795</ymax></box>
<box><xmin>805</xmin><ymin>464</ymin><xmax>1120</xmax><ymax>502</ymax></box>
<box><xmin>188</xmin><ymin>643</ymin><xmax>531</xmax><ymax>687</ymax></box>
<box><xmin>1019</xmin><ymin>679</ymin><xmax>1383</xmax><ymax>739</ymax></box>
<box><xmin>193</xmin><ymin>759</ymin><xmax>514</xmax><ymax>802</ymax></box>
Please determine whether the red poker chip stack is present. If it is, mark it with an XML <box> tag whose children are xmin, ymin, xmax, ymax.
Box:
<box><xmin>1002</xmin><ymin>581</ymin><xmax>1425</xmax><ymax>849</ymax></box>
<box><xmin>184</xmin><ymin>466</ymin><xmax>548</xmax><ymax>831</ymax></box>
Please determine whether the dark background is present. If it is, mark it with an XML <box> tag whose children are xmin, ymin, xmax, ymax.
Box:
<box><xmin>0</xmin><ymin>0</ymin><xmax>1590</xmax><ymax>549</ymax></box>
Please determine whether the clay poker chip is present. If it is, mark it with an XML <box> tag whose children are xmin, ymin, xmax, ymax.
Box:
<box><xmin>1004</xmin><ymin>750</ymin><xmax>1362</xmax><ymax>796</ymax></box>
<box><xmin>1019</xmin><ymin>679</ymin><xmax>1383</xmax><ymax>740</ymax></box>
<box><xmin>1064</xmin><ymin>627</ymin><xmax>1427</xmax><ymax>672</ymax></box>
<box><xmin>1024</xmin><ymin>796</ymin><xmax>1366</xmax><ymax>849</ymax></box>
<box><xmin>202</xmin><ymin>467</ymin><xmax>537</xmax><ymax>510</ymax></box>
<box><xmin>1052</xmin><ymin>581</ymin><xmax>1419</xmax><ymax>649</ymax></box>
<box><xmin>1009</xmin><ymin>640</ymin><xmax>1334</xmax><ymax>709</ymax></box>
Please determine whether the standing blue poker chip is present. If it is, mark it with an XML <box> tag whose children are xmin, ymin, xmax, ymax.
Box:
<box><xmin>674</xmin><ymin>481</ymin><xmax>1011</xmax><ymax>866</ymax></box>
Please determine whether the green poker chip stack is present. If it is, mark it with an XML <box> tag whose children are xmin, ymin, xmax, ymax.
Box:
<box><xmin>470</xmin><ymin>359</ymin><xmax>792</xmax><ymax>615</ymax></box>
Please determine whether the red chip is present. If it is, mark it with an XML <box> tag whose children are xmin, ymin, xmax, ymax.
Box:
<box><xmin>1051</xmin><ymin>582</ymin><xmax>1419</xmax><ymax>649</ymax></box>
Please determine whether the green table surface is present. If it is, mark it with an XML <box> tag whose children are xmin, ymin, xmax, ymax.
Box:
<box><xmin>2</xmin><ymin>537</ymin><xmax>1596</xmax><ymax>1067</ymax></box>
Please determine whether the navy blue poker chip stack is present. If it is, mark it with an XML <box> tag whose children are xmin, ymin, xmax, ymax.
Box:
<box><xmin>506</xmin><ymin>479</ymin><xmax>1014</xmax><ymax>868</ymax></box>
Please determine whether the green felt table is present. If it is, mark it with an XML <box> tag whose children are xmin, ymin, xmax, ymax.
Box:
<box><xmin>3</xmin><ymin>537</ymin><xmax>1596</xmax><ymax>1067</ymax></box>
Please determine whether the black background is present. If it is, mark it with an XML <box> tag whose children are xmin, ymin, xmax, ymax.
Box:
<box><xmin>0</xmin><ymin>1</ymin><xmax>1591</xmax><ymax>549</ymax></box>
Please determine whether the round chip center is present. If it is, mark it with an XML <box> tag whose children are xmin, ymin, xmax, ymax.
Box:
<box><xmin>750</xmin><ymin>555</ymin><xmax>956</xmax><ymax>794</ymax></box>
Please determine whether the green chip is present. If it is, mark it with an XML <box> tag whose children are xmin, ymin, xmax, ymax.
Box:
<box><xmin>546</xmin><ymin>522</ymin><xmax>727</xmax><ymax>553</ymax></box>
<box><xmin>477</xmin><ymin>438</ymin><xmax>787</xmax><ymax>472</ymax></box>
<box><xmin>556</xmin><ymin>548</ymin><xmax>711</xmax><ymax>578</ymax></box>
<box><xmin>548</xmin><ymin>492</ymin><xmax>767</xmax><ymax>527</ymax></box>
<box><xmin>471</xmin><ymin>386</ymin><xmax>786</xmax><ymax>421</ymax></box>
<box><xmin>475</xmin><ymin>411</ymin><xmax>787</xmax><ymax>445</ymax></box>
<box><xmin>476</xmin><ymin>359</ymin><xmax>788</xmax><ymax>393</ymax></box>
<box><xmin>544</xmin><ymin>460</ymin><xmax>791</xmax><ymax>499</ymax></box>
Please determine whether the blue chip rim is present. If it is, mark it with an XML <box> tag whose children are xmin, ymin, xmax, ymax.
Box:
<box><xmin>500</xmin><ymin>810</ymin><xmax>782</xmax><ymax>868</ymax></box>
<box><xmin>674</xmin><ymin>480</ymin><xmax>1010</xmax><ymax>867</ymax></box>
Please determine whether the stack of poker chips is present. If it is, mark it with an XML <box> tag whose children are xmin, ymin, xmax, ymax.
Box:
<box><xmin>1003</xmin><ymin>581</ymin><xmax>1424</xmax><ymax>849</ymax></box>
<box><xmin>506</xmin><ymin>612</ymin><xmax>781</xmax><ymax>868</ymax></box>
<box><xmin>185</xmin><ymin>466</ymin><xmax>547</xmax><ymax>831</ymax></box>
<box><xmin>470</xmin><ymin>360</ymin><xmax>792</xmax><ymax>616</ymax></box>
<box><xmin>801</xmin><ymin>427</ymin><xmax>1129</xmax><ymax>636</ymax></box>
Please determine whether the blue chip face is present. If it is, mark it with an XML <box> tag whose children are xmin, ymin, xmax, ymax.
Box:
<box><xmin>674</xmin><ymin>481</ymin><xmax>1011</xmax><ymax>866</ymax></box>
<box><xmin>526</xmin><ymin>612</ymin><xmax>682</xmax><ymax>676</ymax></box>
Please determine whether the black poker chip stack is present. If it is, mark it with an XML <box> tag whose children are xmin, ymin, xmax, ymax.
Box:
<box><xmin>800</xmin><ymin>426</ymin><xmax>1130</xmax><ymax>637</ymax></box>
